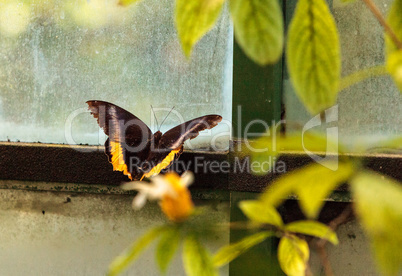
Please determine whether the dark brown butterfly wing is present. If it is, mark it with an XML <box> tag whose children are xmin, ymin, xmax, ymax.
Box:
<box><xmin>142</xmin><ymin>115</ymin><xmax>222</xmax><ymax>176</ymax></box>
<box><xmin>159</xmin><ymin>115</ymin><xmax>222</xmax><ymax>149</ymax></box>
<box><xmin>87</xmin><ymin>100</ymin><xmax>153</xmax><ymax>180</ymax></box>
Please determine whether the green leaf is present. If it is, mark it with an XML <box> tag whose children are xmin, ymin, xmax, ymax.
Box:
<box><xmin>230</xmin><ymin>0</ymin><xmax>284</xmax><ymax>65</ymax></box>
<box><xmin>351</xmin><ymin>171</ymin><xmax>402</xmax><ymax>276</ymax></box>
<box><xmin>156</xmin><ymin>227</ymin><xmax>181</xmax><ymax>274</ymax></box>
<box><xmin>296</xmin><ymin>161</ymin><xmax>355</xmax><ymax>218</ymax></box>
<box><xmin>278</xmin><ymin>235</ymin><xmax>309</xmax><ymax>276</ymax></box>
<box><xmin>260</xmin><ymin>161</ymin><xmax>355</xmax><ymax>218</ymax></box>
<box><xmin>175</xmin><ymin>0</ymin><xmax>225</xmax><ymax>57</ymax></box>
<box><xmin>386</xmin><ymin>50</ymin><xmax>402</xmax><ymax>92</ymax></box>
<box><xmin>275</xmin><ymin>133</ymin><xmax>335</xmax><ymax>153</ymax></box>
<box><xmin>183</xmin><ymin>235</ymin><xmax>218</xmax><ymax>276</ymax></box>
<box><xmin>259</xmin><ymin>174</ymin><xmax>296</xmax><ymax>206</ymax></box>
<box><xmin>286</xmin><ymin>0</ymin><xmax>341</xmax><ymax>114</ymax></box>
<box><xmin>285</xmin><ymin>220</ymin><xmax>338</xmax><ymax>245</ymax></box>
<box><xmin>239</xmin><ymin>200</ymin><xmax>283</xmax><ymax>227</ymax></box>
<box><xmin>108</xmin><ymin>226</ymin><xmax>168</xmax><ymax>276</ymax></box>
<box><xmin>248</xmin><ymin>135</ymin><xmax>279</xmax><ymax>176</ymax></box>
<box><xmin>118</xmin><ymin>0</ymin><xmax>141</xmax><ymax>6</ymax></box>
<box><xmin>378</xmin><ymin>136</ymin><xmax>402</xmax><ymax>150</ymax></box>
<box><xmin>385</xmin><ymin>0</ymin><xmax>402</xmax><ymax>55</ymax></box>
<box><xmin>247</xmin><ymin>132</ymin><xmax>336</xmax><ymax>176</ymax></box>
<box><xmin>385</xmin><ymin>0</ymin><xmax>402</xmax><ymax>92</ymax></box>
<box><xmin>365</xmin><ymin>135</ymin><xmax>402</xmax><ymax>153</ymax></box>
<box><xmin>213</xmin><ymin>231</ymin><xmax>275</xmax><ymax>267</ymax></box>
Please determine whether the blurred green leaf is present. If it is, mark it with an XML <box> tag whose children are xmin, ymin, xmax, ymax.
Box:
<box><xmin>386</xmin><ymin>50</ymin><xmax>402</xmax><ymax>92</ymax></box>
<box><xmin>377</xmin><ymin>136</ymin><xmax>402</xmax><ymax>150</ymax></box>
<box><xmin>278</xmin><ymin>235</ymin><xmax>309</xmax><ymax>276</ymax></box>
<box><xmin>248</xmin><ymin>135</ymin><xmax>279</xmax><ymax>176</ymax></box>
<box><xmin>156</xmin><ymin>226</ymin><xmax>181</xmax><ymax>274</ymax></box>
<box><xmin>260</xmin><ymin>161</ymin><xmax>355</xmax><ymax>218</ymax></box>
<box><xmin>230</xmin><ymin>0</ymin><xmax>284</xmax><ymax>65</ymax></box>
<box><xmin>183</xmin><ymin>235</ymin><xmax>218</xmax><ymax>276</ymax></box>
<box><xmin>247</xmin><ymin>132</ymin><xmax>336</xmax><ymax>176</ymax></box>
<box><xmin>175</xmin><ymin>0</ymin><xmax>225</xmax><ymax>57</ymax></box>
<box><xmin>385</xmin><ymin>0</ymin><xmax>402</xmax><ymax>55</ymax></box>
<box><xmin>259</xmin><ymin>174</ymin><xmax>295</xmax><ymax>207</ymax></box>
<box><xmin>213</xmin><ymin>231</ymin><xmax>275</xmax><ymax>267</ymax></box>
<box><xmin>239</xmin><ymin>200</ymin><xmax>283</xmax><ymax>227</ymax></box>
<box><xmin>285</xmin><ymin>220</ymin><xmax>338</xmax><ymax>245</ymax></box>
<box><xmin>118</xmin><ymin>0</ymin><xmax>141</xmax><ymax>6</ymax></box>
<box><xmin>108</xmin><ymin>226</ymin><xmax>168</xmax><ymax>276</ymax></box>
<box><xmin>296</xmin><ymin>161</ymin><xmax>355</xmax><ymax>218</ymax></box>
<box><xmin>365</xmin><ymin>135</ymin><xmax>402</xmax><ymax>153</ymax></box>
<box><xmin>385</xmin><ymin>0</ymin><xmax>402</xmax><ymax>92</ymax></box>
<box><xmin>286</xmin><ymin>0</ymin><xmax>340</xmax><ymax>114</ymax></box>
<box><xmin>351</xmin><ymin>171</ymin><xmax>402</xmax><ymax>276</ymax></box>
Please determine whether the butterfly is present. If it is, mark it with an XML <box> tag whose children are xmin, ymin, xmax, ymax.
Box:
<box><xmin>87</xmin><ymin>100</ymin><xmax>222</xmax><ymax>181</ymax></box>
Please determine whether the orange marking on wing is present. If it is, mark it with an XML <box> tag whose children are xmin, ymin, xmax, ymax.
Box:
<box><xmin>143</xmin><ymin>149</ymin><xmax>181</xmax><ymax>178</ymax></box>
<box><xmin>109</xmin><ymin>141</ymin><xmax>132</xmax><ymax>180</ymax></box>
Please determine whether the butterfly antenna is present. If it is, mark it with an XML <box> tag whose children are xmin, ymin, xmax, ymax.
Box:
<box><xmin>151</xmin><ymin>105</ymin><xmax>159</xmax><ymax>130</ymax></box>
<box><xmin>159</xmin><ymin>106</ymin><xmax>175</xmax><ymax>130</ymax></box>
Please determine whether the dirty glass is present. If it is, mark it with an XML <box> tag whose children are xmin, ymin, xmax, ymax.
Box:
<box><xmin>284</xmin><ymin>0</ymin><xmax>401</xmax><ymax>147</ymax></box>
<box><xmin>0</xmin><ymin>0</ymin><xmax>233</xmax><ymax>150</ymax></box>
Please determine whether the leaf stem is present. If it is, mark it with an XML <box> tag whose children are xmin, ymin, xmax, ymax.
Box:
<box><xmin>314</xmin><ymin>205</ymin><xmax>353</xmax><ymax>276</ymax></box>
<box><xmin>339</xmin><ymin>65</ymin><xmax>388</xmax><ymax>91</ymax></box>
<box><xmin>361</xmin><ymin>0</ymin><xmax>402</xmax><ymax>49</ymax></box>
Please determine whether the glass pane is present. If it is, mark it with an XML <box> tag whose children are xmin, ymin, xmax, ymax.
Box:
<box><xmin>284</xmin><ymin>0</ymin><xmax>401</xmax><ymax>147</ymax></box>
<box><xmin>0</xmin><ymin>0</ymin><xmax>232</xmax><ymax>150</ymax></box>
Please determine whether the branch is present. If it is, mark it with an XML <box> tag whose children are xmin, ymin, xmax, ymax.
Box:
<box><xmin>305</xmin><ymin>262</ymin><xmax>313</xmax><ymax>276</ymax></box>
<box><xmin>314</xmin><ymin>205</ymin><xmax>354</xmax><ymax>276</ymax></box>
<box><xmin>361</xmin><ymin>0</ymin><xmax>402</xmax><ymax>49</ymax></box>
<box><xmin>316</xmin><ymin>245</ymin><xmax>334</xmax><ymax>276</ymax></box>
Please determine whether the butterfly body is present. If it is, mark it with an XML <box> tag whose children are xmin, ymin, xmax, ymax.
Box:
<box><xmin>87</xmin><ymin>100</ymin><xmax>222</xmax><ymax>181</ymax></box>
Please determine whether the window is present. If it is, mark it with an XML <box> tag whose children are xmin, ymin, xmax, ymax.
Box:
<box><xmin>0</xmin><ymin>0</ymin><xmax>232</xmax><ymax>150</ymax></box>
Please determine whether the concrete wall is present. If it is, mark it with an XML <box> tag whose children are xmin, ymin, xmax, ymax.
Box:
<box><xmin>310</xmin><ymin>220</ymin><xmax>379</xmax><ymax>276</ymax></box>
<box><xmin>0</xmin><ymin>186</ymin><xmax>229</xmax><ymax>276</ymax></box>
<box><xmin>0</xmin><ymin>183</ymin><xmax>380</xmax><ymax>276</ymax></box>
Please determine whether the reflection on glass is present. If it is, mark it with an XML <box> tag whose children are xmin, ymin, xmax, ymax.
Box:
<box><xmin>284</xmin><ymin>0</ymin><xmax>401</xmax><ymax>147</ymax></box>
<box><xmin>0</xmin><ymin>0</ymin><xmax>233</xmax><ymax>150</ymax></box>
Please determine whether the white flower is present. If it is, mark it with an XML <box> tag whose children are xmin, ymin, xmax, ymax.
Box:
<box><xmin>121</xmin><ymin>171</ymin><xmax>194</xmax><ymax>222</ymax></box>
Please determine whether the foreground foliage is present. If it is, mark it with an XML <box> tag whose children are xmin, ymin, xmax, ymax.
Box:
<box><xmin>115</xmin><ymin>0</ymin><xmax>402</xmax><ymax>275</ymax></box>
